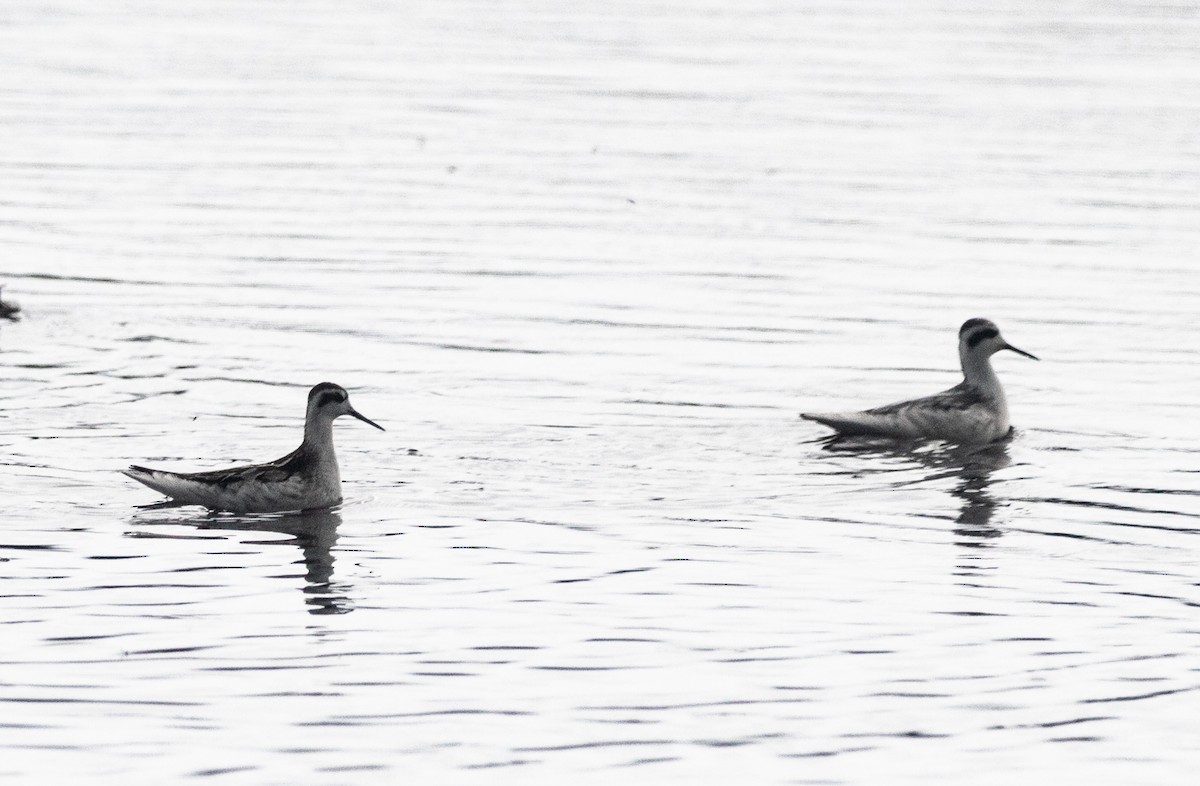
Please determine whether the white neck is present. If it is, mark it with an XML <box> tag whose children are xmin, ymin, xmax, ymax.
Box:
<box><xmin>960</xmin><ymin>349</ymin><xmax>1004</xmax><ymax>399</ymax></box>
<box><xmin>303</xmin><ymin>414</ymin><xmax>338</xmax><ymax>455</ymax></box>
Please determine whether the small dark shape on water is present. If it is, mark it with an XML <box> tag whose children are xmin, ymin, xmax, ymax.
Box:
<box><xmin>0</xmin><ymin>286</ymin><xmax>20</xmax><ymax>321</ymax></box>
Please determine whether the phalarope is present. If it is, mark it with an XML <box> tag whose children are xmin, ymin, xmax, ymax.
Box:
<box><xmin>123</xmin><ymin>382</ymin><xmax>384</xmax><ymax>513</ymax></box>
<box><xmin>802</xmin><ymin>318</ymin><xmax>1038</xmax><ymax>443</ymax></box>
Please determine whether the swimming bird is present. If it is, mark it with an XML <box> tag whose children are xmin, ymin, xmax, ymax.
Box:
<box><xmin>123</xmin><ymin>382</ymin><xmax>384</xmax><ymax>513</ymax></box>
<box><xmin>802</xmin><ymin>318</ymin><xmax>1037</xmax><ymax>443</ymax></box>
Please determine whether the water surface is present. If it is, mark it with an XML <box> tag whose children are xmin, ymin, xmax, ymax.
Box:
<box><xmin>2</xmin><ymin>1</ymin><xmax>1199</xmax><ymax>783</ymax></box>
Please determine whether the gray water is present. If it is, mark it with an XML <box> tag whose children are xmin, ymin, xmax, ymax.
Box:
<box><xmin>2</xmin><ymin>1</ymin><xmax>1199</xmax><ymax>783</ymax></box>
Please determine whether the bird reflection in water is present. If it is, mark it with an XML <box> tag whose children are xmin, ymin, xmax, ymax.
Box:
<box><xmin>129</xmin><ymin>506</ymin><xmax>352</xmax><ymax>615</ymax></box>
<box><xmin>944</xmin><ymin>443</ymin><xmax>1010</xmax><ymax>543</ymax></box>
<box><xmin>819</xmin><ymin>436</ymin><xmax>1013</xmax><ymax>543</ymax></box>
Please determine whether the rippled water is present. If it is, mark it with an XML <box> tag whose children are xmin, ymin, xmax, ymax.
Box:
<box><xmin>2</xmin><ymin>0</ymin><xmax>1199</xmax><ymax>782</ymax></box>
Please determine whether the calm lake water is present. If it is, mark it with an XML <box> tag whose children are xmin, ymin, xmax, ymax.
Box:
<box><xmin>2</xmin><ymin>0</ymin><xmax>1199</xmax><ymax>783</ymax></box>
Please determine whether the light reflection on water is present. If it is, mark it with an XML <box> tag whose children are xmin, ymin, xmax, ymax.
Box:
<box><xmin>1</xmin><ymin>0</ymin><xmax>1199</xmax><ymax>783</ymax></box>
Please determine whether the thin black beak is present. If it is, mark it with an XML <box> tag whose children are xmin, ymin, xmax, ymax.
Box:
<box><xmin>348</xmin><ymin>407</ymin><xmax>385</xmax><ymax>431</ymax></box>
<box><xmin>1004</xmin><ymin>342</ymin><xmax>1039</xmax><ymax>361</ymax></box>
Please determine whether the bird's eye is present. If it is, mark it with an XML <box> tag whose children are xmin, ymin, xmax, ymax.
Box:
<box><xmin>317</xmin><ymin>391</ymin><xmax>346</xmax><ymax>408</ymax></box>
<box><xmin>966</xmin><ymin>328</ymin><xmax>999</xmax><ymax>348</ymax></box>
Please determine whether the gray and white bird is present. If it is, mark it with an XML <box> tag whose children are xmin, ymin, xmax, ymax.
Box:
<box><xmin>802</xmin><ymin>318</ymin><xmax>1037</xmax><ymax>444</ymax></box>
<box><xmin>123</xmin><ymin>382</ymin><xmax>384</xmax><ymax>513</ymax></box>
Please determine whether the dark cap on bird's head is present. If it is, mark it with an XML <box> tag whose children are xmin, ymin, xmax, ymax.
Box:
<box><xmin>307</xmin><ymin>382</ymin><xmax>384</xmax><ymax>431</ymax></box>
<box><xmin>309</xmin><ymin>381</ymin><xmax>348</xmax><ymax>407</ymax></box>
<box><xmin>958</xmin><ymin>318</ymin><xmax>1037</xmax><ymax>360</ymax></box>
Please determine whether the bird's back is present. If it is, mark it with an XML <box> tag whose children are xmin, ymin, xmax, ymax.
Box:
<box><xmin>123</xmin><ymin>444</ymin><xmax>342</xmax><ymax>513</ymax></box>
<box><xmin>802</xmin><ymin>382</ymin><xmax>1010</xmax><ymax>443</ymax></box>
